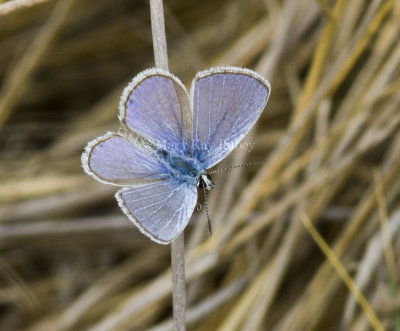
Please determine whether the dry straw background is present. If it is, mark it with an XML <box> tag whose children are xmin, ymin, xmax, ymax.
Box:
<box><xmin>0</xmin><ymin>0</ymin><xmax>400</xmax><ymax>330</ymax></box>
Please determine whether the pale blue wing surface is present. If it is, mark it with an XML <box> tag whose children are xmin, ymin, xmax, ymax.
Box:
<box><xmin>115</xmin><ymin>180</ymin><xmax>197</xmax><ymax>244</ymax></box>
<box><xmin>119</xmin><ymin>69</ymin><xmax>192</xmax><ymax>155</ymax></box>
<box><xmin>82</xmin><ymin>132</ymin><xmax>170</xmax><ymax>186</ymax></box>
<box><xmin>190</xmin><ymin>67</ymin><xmax>270</xmax><ymax>169</ymax></box>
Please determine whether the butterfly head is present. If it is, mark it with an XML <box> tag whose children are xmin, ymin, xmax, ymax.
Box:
<box><xmin>196</xmin><ymin>173</ymin><xmax>215</xmax><ymax>191</ymax></box>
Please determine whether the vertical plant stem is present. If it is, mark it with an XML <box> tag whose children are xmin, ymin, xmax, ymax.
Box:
<box><xmin>150</xmin><ymin>0</ymin><xmax>169</xmax><ymax>71</ymax></box>
<box><xmin>149</xmin><ymin>1</ymin><xmax>186</xmax><ymax>330</ymax></box>
<box><xmin>170</xmin><ymin>234</ymin><xmax>186</xmax><ymax>331</ymax></box>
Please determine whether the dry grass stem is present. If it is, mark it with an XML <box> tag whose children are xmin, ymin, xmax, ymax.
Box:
<box><xmin>0</xmin><ymin>0</ymin><xmax>52</xmax><ymax>16</ymax></box>
<box><xmin>150</xmin><ymin>0</ymin><xmax>186</xmax><ymax>330</ymax></box>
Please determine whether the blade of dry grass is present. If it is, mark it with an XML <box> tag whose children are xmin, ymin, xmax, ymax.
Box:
<box><xmin>0</xmin><ymin>0</ymin><xmax>52</xmax><ymax>15</ymax></box>
<box><xmin>300</xmin><ymin>213</ymin><xmax>385</xmax><ymax>331</ymax></box>
<box><xmin>0</xmin><ymin>0</ymin><xmax>74</xmax><ymax>129</ymax></box>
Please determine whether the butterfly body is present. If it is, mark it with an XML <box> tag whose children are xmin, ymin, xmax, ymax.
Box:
<box><xmin>157</xmin><ymin>148</ymin><xmax>204</xmax><ymax>186</ymax></box>
<box><xmin>82</xmin><ymin>66</ymin><xmax>270</xmax><ymax>244</ymax></box>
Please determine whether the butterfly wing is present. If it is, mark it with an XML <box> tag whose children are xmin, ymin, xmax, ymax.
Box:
<box><xmin>82</xmin><ymin>132</ymin><xmax>170</xmax><ymax>186</ymax></box>
<box><xmin>190</xmin><ymin>67</ymin><xmax>270</xmax><ymax>169</ymax></box>
<box><xmin>115</xmin><ymin>180</ymin><xmax>197</xmax><ymax>244</ymax></box>
<box><xmin>119</xmin><ymin>68</ymin><xmax>192</xmax><ymax>155</ymax></box>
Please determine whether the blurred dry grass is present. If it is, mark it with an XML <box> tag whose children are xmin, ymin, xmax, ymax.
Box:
<box><xmin>0</xmin><ymin>0</ymin><xmax>400</xmax><ymax>330</ymax></box>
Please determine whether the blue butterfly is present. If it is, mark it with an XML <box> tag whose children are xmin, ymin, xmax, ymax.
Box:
<box><xmin>82</xmin><ymin>67</ymin><xmax>270</xmax><ymax>244</ymax></box>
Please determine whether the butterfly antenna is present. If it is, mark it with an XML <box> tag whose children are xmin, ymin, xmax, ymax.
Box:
<box><xmin>202</xmin><ymin>187</ymin><xmax>212</xmax><ymax>235</ymax></box>
<box><xmin>209</xmin><ymin>160</ymin><xmax>266</xmax><ymax>174</ymax></box>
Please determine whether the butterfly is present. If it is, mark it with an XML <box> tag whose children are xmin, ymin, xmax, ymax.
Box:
<box><xmin>81</xmin><ymin>67</ymin><xmax>270</xmax><ymax>244</ymax></box>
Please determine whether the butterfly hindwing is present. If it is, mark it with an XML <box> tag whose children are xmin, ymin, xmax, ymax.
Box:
<box><xmin>82</xmin><ymin>132</ymin><xmax>170</xmax><ymax>186</ymax></box>
<box><xmin>115</xmin><ymin>180</ymin><xmax>197</xmax><ymax>244</ymax></box>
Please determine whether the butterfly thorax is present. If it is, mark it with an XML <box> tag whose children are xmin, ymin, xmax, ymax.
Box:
<box><xmin>157</xmin><ymin>149</ymin><xmax>207</xmax><ymax>186</ymax></box>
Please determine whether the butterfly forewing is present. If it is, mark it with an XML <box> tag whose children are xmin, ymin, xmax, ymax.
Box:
<box><xmin>190</xmin><ymin>67</ymin><xmax>270</xmax><ymax>169</ymax></box>
<box><xmin>119</xmin><ymin>69</ymin><xmax>192</xmax><ymax>155</ymax></box>
<box><xmin>116</xmin><ymin>180</ymin><xmax>197</xmax><ymax>244</ymax></box>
